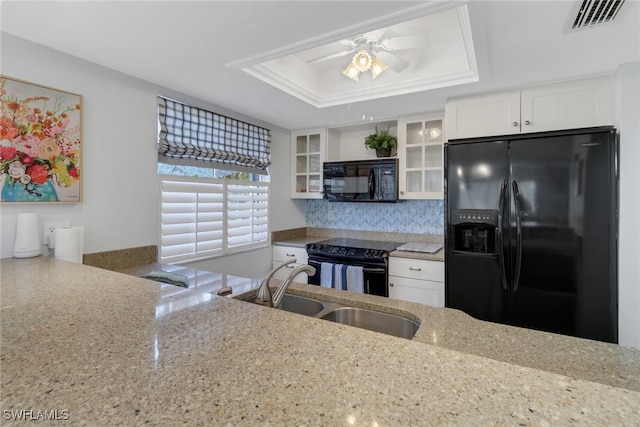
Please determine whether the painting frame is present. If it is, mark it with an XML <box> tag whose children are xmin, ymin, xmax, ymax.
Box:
<box><xmin>0</xmin><ymin>76</ymin><xmax>82</xmax><ymax>203</ymax></box>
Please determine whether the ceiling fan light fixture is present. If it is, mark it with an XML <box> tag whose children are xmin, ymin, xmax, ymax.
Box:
<box><xmin>353</xmin><ymin>50</ymin><xmax>372</xmax><ymax>71</ymax></box>
<box><xmin>343</xmin><ymin>49</ymin><xmax>388</xmax><ymax>81</ymax></box>
<box><xmin>342</xmin><ymin>62</ymin><xmax>360</xmax><ymax>81</ymax></box>
<box><xmin>370</xmin><ymin>56</ymin><xmax>388</xmax><ymax>79</ymax></box>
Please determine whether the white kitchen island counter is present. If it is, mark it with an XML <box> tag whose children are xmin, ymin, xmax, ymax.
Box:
<box><xmin>1</xmin><ymin>257</ymin><xmax>639</xmax><ymax>425</ymax></box>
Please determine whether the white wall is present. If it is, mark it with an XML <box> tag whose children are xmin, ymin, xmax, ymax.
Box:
<box><xmin>615</xmin><ymin>62</ymin><xmax>640</xmax><ymax>348</ymax></box>
<box><xmin>0</xmin><ymin>34</ymin><xmax>305</xmax><ymax>278</ymax></box>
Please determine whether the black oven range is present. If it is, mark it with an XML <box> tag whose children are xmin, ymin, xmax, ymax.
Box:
<box><xmin>306</xmin><ymin>238</ymin><xmax>401</xmax><ymax>297</ymax></box>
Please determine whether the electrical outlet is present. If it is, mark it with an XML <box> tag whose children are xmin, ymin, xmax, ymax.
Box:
<box><xmin>43</xmin><ymin>221</ymin><xmax>70</xmax><ymax>248</ymax></box>
<box><xmin>327</xmin><ymin>209</ymin><xmax>334</xmax><ymax>221</ymax></box>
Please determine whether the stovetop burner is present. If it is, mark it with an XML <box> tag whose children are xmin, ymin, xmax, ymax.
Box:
<box><xmin>306</xmin><ymin>238</ymin><xmax>402</xmax><ymax>260</ymax></box>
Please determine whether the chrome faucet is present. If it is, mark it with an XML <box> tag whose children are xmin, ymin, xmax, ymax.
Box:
<box><xmin>254</xmin><ymin>259</ymin><xmax>296</xmax><ymax>306</ymax></box>
<box><xmin>254</xmin><ymin>259</ymin><xmax>316</xmax><ymax>309</ymax></box>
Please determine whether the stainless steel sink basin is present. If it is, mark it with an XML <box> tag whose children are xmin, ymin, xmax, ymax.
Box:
<box><xmin>277</xmin><ymin>294</ymin><xmax>325</xmax><ymax>316</ymax></box>
<box><xmin>243</xmin><ymin>293</ymin><xmax>325</xmax><ymax>317</ymax></box>
<box><xmin>320</xmin><ymin>307</ymin><xmax>419</xmax><ymax>339</ymax></box>
<box><xmin>240</xmin><ymin>292</ymin><xmax>419</xmax><ymax>339</ymax></box>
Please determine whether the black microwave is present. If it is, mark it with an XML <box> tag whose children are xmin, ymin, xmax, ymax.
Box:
<box><xmin>323</xmin><ymin>158</ymin><xmax>398</xmax><ymax>202</ymax></box>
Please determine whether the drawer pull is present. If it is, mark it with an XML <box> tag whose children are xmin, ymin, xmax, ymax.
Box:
<box><xmin>285</xmin><ymin>264</ymin><xmax>295</xmax><ymax>268</ymax></box>
<box><xmin>409</xmin><ymin>267</ymin><xmax>422</xmax><ymax>271</ymax></box>
<box><xmin>286</xmin><ymin>253</ymin><xmax>296</xmax><ymax>257</ymax></box>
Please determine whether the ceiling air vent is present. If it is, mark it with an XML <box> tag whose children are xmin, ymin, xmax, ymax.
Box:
<box><xmin>569</xmin><ymin>0</ymin><xmax>626</xmax><ymax>30</ymax></box>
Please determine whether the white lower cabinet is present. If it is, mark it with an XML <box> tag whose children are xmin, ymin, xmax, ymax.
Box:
<box><xmin>388</xmin><ymin>257</ymin><xmax>444</xmax><ymax>307</ymax></box>
<box><xmin>272</xmin><ymin>245</ymin><xmax>309</xmax><ymax>283</ymax></box>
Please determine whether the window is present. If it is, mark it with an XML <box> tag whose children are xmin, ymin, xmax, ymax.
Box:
<box><xmin>159</xmin><ymin>174</ymin><xmax>269</xmax><ymax>263</ymax></box>
<box><xmin>157</xmin><ymin>98</ymin><xmax>271</xmax><ymax>263</ymax></box>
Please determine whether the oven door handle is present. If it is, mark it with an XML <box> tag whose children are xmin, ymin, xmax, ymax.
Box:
<box><xmin>307</xmin><ymin>259</ymin><xmax>386</xmax><ymax>273</ymax></box>
<box><xmin>361</xmin><ymin>267</ymin><xmax>386</xmax><ymax>274</ymax></box>
<box><xmin>308</xmin><ymin>262</ymin><xmax>386</xmax><ymax>274</ymax></box>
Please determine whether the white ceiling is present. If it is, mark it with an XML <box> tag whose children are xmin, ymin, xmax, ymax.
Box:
<box><xmin>1</xmin><ymin>1</ymin><xmax>639</xmax><ymax>132</ymax></box>
<box><xmin>238</xmin><ymin>3</ymin><xmax>479</xmax><ymax>108</ymax></box>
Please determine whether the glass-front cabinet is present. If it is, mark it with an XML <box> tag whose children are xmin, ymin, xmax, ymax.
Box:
<box><xmin>397</xmin><ymin>114</ymin><xmax>444</xmax><ymax>199</ymax></box>
<box><xmin>291</xmin><ymin>128</ymin><xmax>325</xmax><ymax>199</ymax></box>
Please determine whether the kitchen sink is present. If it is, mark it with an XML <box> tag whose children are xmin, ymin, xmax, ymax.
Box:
<box><xmin>320</xmin><ymin>307</ymin><xmax>419</xmax><ymax>339</ymax></box>
<box><xmin>240</xmin><ymin>292</ymin><xmax>419</xmax><ymax>339</ymax></box>
<box><xmin>277</xmin><ymin>294</ymin><xmax>326</xmax><ymax>316</ymax></box>
<box><xmin>243</xmin><ymin>293</ymin><xmax>326</xmax><ymax>317</ymax></box>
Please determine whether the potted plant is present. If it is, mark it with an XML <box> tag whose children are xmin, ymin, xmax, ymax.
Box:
<box><xmin>364</xmin><ymin>126</ymin><xmax>398</xmax><ymax>157</ymax></box>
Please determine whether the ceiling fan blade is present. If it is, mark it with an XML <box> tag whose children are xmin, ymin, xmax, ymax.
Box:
<box><xmin>363</xmin><ymin>28</ymin><xmax>386</xmax><ymax>42</ymax></box>
<box><xmin>374</xmin><ymin>50</ymin><xmax>409</xmax><ymax>72</ymax></box>
<box><xmin>381</xmin><ymin>33</ymin><xmax>429</xmax><ymax>51</ymax></box>
<box><xmin>307</xmin><ymin>48</ymin><xmax>355</xmax><ymax>63</ymax></box>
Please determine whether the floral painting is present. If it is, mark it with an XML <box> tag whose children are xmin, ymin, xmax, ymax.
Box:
<box><xmin>0</xmin><ymin>76</ymin><xmax>82</xmax><ymax>203</ymax></box>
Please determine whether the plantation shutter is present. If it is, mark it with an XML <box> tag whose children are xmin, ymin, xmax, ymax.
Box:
<box><xmin>160</xmin><ymin>176</ymin><xmax>269</xmax><ymax>263</ymax></box>
<box><xmin>157</xmin><ymin>97</ymin><xmax>271</xmax><ymax>174</ymax></box>
<box><xmin>227</xmin><ymin>183</ymin><xmax>269</xmax><ymax>251</ymax></box>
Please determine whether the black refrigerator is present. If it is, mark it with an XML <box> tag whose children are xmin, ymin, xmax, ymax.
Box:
<box><xmin>444</xmin><ymin>127</ymin><xmax>618</xmax><ymax>343</ymax></box>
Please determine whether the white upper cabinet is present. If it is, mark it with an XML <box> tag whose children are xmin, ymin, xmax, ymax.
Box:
<box><xmin>445</xmin><ymin>91</ymin><xmax>521</xmax><ymax>139</ymax></box>
<box><xmin>291</xmin><ymin>128</ymin><xmax>325</xmax><ymax>199</ymax></box>
<box><xmin>445</xmin><ymin>76</ymin><xmax>614</xmax><ymax>140</ymax></box>
<box><xmin>520</xmin><ymin>77</ymin><xmax>613</xmax><ymax>133</ymax></box>
<box><xmin>397</xmin><ymin>114</ymin><xmax>444</xmax><ymax>200</ymax></box>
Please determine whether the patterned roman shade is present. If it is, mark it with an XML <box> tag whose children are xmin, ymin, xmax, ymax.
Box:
<box><xmin>157</xmin><ymin>96</ymin><xmax>271</xmax><ymax>174</ymax></box>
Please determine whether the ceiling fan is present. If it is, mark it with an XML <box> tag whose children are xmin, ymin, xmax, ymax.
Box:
<box><xmin>307</xmin><ymin>28</ymin><xmax>429</xmax><ymax>79</ymax></box>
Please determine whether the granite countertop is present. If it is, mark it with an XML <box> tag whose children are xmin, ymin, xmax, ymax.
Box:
<box><xmin>389</xmin><ymin>248</ymin><xmax>444</xmax><ymax>262</ymax></box>
<box><xmin>2</xmin><ymin>257</ymin><xmax>639</xmax><ymax>425</ymax></box>
<box><xmin>272</xmin><ymin>236</ymin><xmax>327</xmax><ymax>248</ymax></box>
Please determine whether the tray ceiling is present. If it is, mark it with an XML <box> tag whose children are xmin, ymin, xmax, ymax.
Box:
<box><xmin>233</xmin><ymin>4</ymin><xmax>478</xmax><ymax>108</ymax></box>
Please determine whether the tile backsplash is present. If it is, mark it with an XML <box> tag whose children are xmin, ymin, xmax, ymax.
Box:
<box><xmin>306</xmin><ymin>200</ymin><xmax>444</xmax><ymax>235</ymax></box>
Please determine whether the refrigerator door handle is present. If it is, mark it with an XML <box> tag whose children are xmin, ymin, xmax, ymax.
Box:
<box><xmin>497</xmin><ymin>179</ymin><xmax>508</xmax><ymax>290</ymax></box>
<box><xmin>512</xmin><ymin>180</ymin><xmax>523</xmax><ymax>292</ymax></box>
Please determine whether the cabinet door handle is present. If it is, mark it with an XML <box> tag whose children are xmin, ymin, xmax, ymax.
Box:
<box><xmin>409</xmin><ymin>267</ymin><xmax>422</xmax><ymax>271</ymax></box>
<box><xmin>400</xmin><ymin>190</ymin><xmax>405</xmax><ymax>195</ymax></box>
<box><xmin>390</xmin><ymin>283</ymin><xmax>394</xmax><ymax>287</ymax></box>
<box><xmin>512</xmin><ymin>122</ymin><xmax>519</xmax><ymax>127</ymax></box>
<box><xmin>524</xmin><ymin>120</ymin><xmax>531</xmax><ymax>125</ymax></box>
